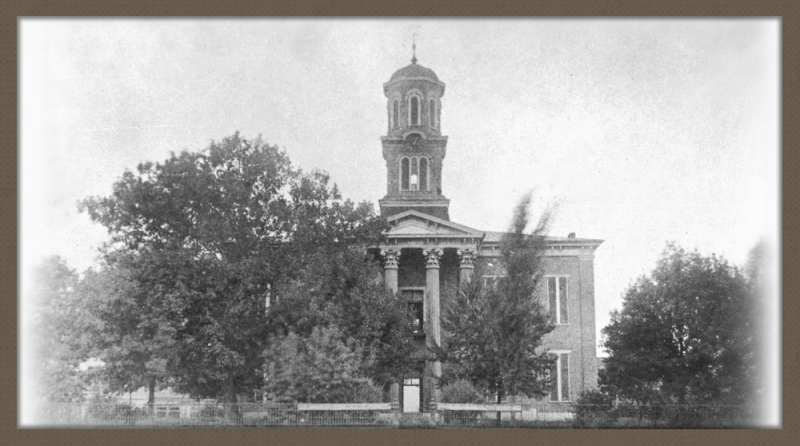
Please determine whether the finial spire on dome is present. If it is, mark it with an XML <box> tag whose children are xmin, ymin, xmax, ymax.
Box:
<box><xmin>411</xmin><ymin>32</ymin><xmax>417</xmax><ymax>64</ymax></box>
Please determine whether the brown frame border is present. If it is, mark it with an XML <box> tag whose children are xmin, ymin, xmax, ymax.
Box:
<box><xmin>3</xmin><ymin>2</ymin><xmax>796</xmax><ymax>446</ymax></box>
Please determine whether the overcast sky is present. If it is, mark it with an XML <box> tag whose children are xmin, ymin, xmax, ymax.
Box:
<box><xmin>20</xmin><ymin>18</ymin><xmax>779</xmax><ymax>377</ymax></box>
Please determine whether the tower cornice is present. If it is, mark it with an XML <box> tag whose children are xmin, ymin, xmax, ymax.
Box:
<box><xmin>381</xmin><ymin>135</ymin><xmax>448</xmax><ymax>144</ymax></box>
<box><xmin>383</xmin><ymin>78</ymin><xmax>446</xmax><ymax>95</ymax></box>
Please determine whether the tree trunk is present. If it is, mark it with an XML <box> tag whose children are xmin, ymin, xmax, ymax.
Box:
<box><xmin>224</xmin><ymin>379</ymin><xmax>241</xmax><ymax>420</ymax></box>
<box><xmin>496</xmin><ymin>388</ymin><xmax>505</xmax><ymax>425</ymax></box>
<box><xmin>147</xmin><ymin>377</ymin><xmax>156</xmax><ymax>412</ymax></box>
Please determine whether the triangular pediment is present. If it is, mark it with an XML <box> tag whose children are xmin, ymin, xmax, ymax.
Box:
<box><xmin>384</xmin><ymin>210</ymin><xmax>484</xmax><ymax>238</ymax></box>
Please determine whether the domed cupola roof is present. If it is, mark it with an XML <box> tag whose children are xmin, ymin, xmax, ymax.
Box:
<box><xmin>389</xmin><ymin>62</ymin><xmax>440</xmax><ymax>83</ymax></box>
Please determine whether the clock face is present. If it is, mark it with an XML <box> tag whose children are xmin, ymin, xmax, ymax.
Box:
<box><xmin>405</xmin><ymin>133</ymin><xmax>422</xmax><ymax>151</ymax></box>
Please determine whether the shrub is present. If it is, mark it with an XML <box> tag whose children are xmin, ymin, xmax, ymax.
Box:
<box><xmin>86</xmin><ymin>403</ymin><xmax>134</xmax><ymax>424</ymax></box>
<box><xmin>574</xmin><ymin>389</ymin><xmax>616</xmax><ymax>427</ymax></box>
<box><xmin>195</xmin><ymin>404</ymin><xmax>225</xmax><ymax>420</ymax></box>
<box><xmin>441</xmin><ymin>380</ymin><xmax>484</xmax><ymax>425</ymax></box>
<box><xmin>348</xmin><ymin>379</ymin><xmax>385</xmax><ymax>403</ymax></box>
<box><xmin>441</xmin><ymin>379</ymin><xmax>484</xmax><ymax>404</ymax></box>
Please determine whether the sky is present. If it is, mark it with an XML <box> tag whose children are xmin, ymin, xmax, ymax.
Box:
<box><xmin>19</xmin><ymin>18</ymin><xmax>780</xmax><ymax>423</ymax></box>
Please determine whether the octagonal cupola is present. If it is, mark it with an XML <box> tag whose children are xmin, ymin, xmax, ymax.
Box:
<box><xmin>379</xmin><ymin>47</ymin><xmax>450</xmax><ymax>221</ymax></box>
<box><xmin>384</xmin><ymin>49</ymin><xmax>446</xmax><ymax>139</ymax></box>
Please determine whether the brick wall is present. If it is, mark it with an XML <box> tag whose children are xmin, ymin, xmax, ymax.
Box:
<box><xmin>475</xmin><ymin>252</ymin><xmax>599</xmax><ymax>403</ymax></box>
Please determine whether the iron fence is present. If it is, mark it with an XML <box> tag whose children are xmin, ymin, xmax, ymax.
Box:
<box><xmin>35</xmin><ymin>403</ymin><xmax>396</xmax><ymax>428</ymax></box>
<box><xmin>34</xmin><ymin>402</ymin><xmax>760</xmax><ymax>428</ymax></box>
<box><xmin>438</xmin><ymin>404</ymin><xmax>760</xmax><ymax>428</ymax></box>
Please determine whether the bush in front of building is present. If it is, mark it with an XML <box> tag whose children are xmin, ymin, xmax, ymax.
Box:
<box><xmin>573</xmin><ymin>389</ymin><xmax>616</xmax><ymax>427</ymax></box>
<box><xmin>441</xmin><ymin>379</ymin><xmax>484</xmax><ymax>404</ymax></box>
<box><xmin>440</xmin><ymin>379</ymin><xmax>484</xmax><ymax>425</ymax></box>
<box><xmin>348</xmin><ymin>379</ymin><xmax>385</xmax><ymax>403</ymax></box>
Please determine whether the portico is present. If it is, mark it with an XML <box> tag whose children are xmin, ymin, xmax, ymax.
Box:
<box><xmin>379</xmin><ymin>210</ymin><xmax>483</xmax><ymax>411</ymax></box>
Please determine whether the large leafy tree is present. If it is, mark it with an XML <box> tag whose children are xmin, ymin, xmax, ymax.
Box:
<box><xmin>600</xmin><ymin>243</ymin><xmax>760</xmax><ymax>406</ymax></box>
<box><xmin>438</xmin><ymin>193</ymin><xmax>556</xmax><ymax>404</ymax></box>
<box><xmin>79</xmin><ymin>133</ymin><xmax>385</xmax><ymax>406</ymax></box>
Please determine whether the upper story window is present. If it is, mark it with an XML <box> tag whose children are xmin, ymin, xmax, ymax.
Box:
<box><xmin>547</xmin><ymin>276</ymin><xmax>569</xmax><ymax>324</ymax></box>
<box><xmin>410</xmin><ymin>155</ymin><xmax>418</xmax><ymax>190</ymax></box>
<box><xmin>263</xmin><ymin>282</ymin><xmax>276</xmax><ymax>314</ymax></box>
<box><xmin>402</xmin><ymin>289</ymin><xmax>424</xmax><ymax>334</ymax></box>
<box><xmin>429</xmin><ymin>99</ymin><xmax>436</xmax><ymax>128</ymax></box>
<box><xmin>409</xmin><ymin>96</ymin><xmax>420</xmax><ymax>126</ymax></box>
<box><xmin>482</xmin><ymin>275</ymin><xmax>506</xmax><ymax>289</ymax></box>
<box><xmin>400</xmin><ymin>156</ymin><xmax>429</xmax><ymax>192</ymax></box>
<box><xmin>401</xmin><ymin>158</ymin><xmax>410</xmax><ymax>190</ymax></box>
<box><xmin>392</xmin><ymin>99</ymin><xmax>399</xmax><ymax>129</ymax></box>
<box><xmin>549</xmin><ymin>352</ymin><xmax>571</xmax><ymax>402</ymax></box>
<box><xmin>419</xmin><ymin>157</ymin><xmax>428</xmax><ymax>191</ymax></box>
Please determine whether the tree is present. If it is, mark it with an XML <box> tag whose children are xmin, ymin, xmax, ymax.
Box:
<box><xmin>74</xmin><ymin>259</ymin><xmax>178</xmax><ymax>409</ymax></box>
<box><xmin>600</xmin><ymin>243</ymin><xmax>760</xmax><ymax>406</ymax></box>
<box><xmin>438</xmin><ymin>192</ymin><xmax>556</xmax><ymax>406</ymax></box>
<box><xmin>266</xmin><ymin>247</ymin><xmax>418</xmax><ymax>389</ymax></box>
<box><xmin>79</xmin><ymin>132</ymin><xmax>386</xmax><ymax>409</ymax></box>
<box><xmin>742</xmin><ymin>240</ymin><xmax>768</xmax><ymax>404</ymax></box>
<box><xmin>263</xmin><ymin>326</ymin><xmax>376</xmax><ymax>403</ymax></box>
<box><xmin>28</xmin><ymin>256</ymin><xmax>88</xmax><ymax>402</ymax></box>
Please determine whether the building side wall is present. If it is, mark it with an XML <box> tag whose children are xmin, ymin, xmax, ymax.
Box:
<box><xmin>475</xmin><ymin>252</ymin><xmax>599</xmax><ymax>403</ymax></box>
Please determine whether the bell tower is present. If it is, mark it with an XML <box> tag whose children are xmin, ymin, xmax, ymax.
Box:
<box><xmin>379</xmin><ymin>47</ymin><xmax>450</xmax><ymax>220</ymax></box>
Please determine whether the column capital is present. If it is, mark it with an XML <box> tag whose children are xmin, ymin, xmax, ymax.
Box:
<box><xmin>457</xmin><ymin>248</ymin><xmax>477</xmax><ymax>269</ymax></box>
<box><xmin>381</xmin><ymin>249</ymin><xmax>401</xmax><ymax>269</ymax></box>
<box><xmin>423</xmin><ymin>249</ymin><xmax>443</xmax><ymax>269</ymax></box>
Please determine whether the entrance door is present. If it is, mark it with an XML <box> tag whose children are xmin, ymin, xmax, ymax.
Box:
<box><xmin>403</xmin><ymin>378</ymin><xmax>420</xmax><ymax>412</ymax></box>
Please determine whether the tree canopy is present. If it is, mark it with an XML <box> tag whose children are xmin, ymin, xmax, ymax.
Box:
<box><xmin>600</xmin><ymin>243</ymin><xmax>761</xmax><ymax>406</ymax></box>
<box><xmin>438</xmin><ymin>192</ymin><xmax>556</xmax><ymax>403</ymax></box>
<box><xmin>266</xmin><ymin>247</ymin><xmax>418</xmax><ymax>389</ymax></box>
<box><xmin>78</xmin><ymin>133</ymin><xmax>393</xmax><ymax>405</ymax></box>
<box><xmin>263</xmin><ymin>326</ymin><xmax>382</xmax><ymax>404</ymax></box>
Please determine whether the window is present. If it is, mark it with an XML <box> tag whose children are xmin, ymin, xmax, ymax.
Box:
<box><xmin>400</xmin><ymin>157</ymin><xmax>428</xmax><ymax>192</ymax></box>
<box><xmin>401</xmin><ymin>157</ymin><xmax>410</xmax><ymax>190</ymax></box>
<box><xmin>264</xmin><ymin>283</ymin><xmax>276</xmax><ymax>313</ymax></box>
<box><xmin>408</xmin><ymin>302</ymin><xmax>423</xmax><ymax>333</ymax></box>
<box><xmin>549</xmin><ymin>352</ymin><xmax>570</xmax><ymax>402</ymax></box>
<box><xmin>392</xmin><ymin>99</ymin><xmax>399</xmax><ymax>128</ymax></box>
<box><xmin>486</xmin><ymin>393</ymin><xmax>509</xmax><ymax>404</ymax></box>
<box><xmin>419</xmin><ymin>157</ymin><xmax>428</xmax><ymax>191</ymax></box>
<box><xmin>410</xmin><ymin>156</ymin><xmax>419</xmax><ymax>190</ymax></box>
<box><xmin>547</xmin><ymin>276</ymin><xmax>569</xmax><ymax>324</ymax></box>
<box><xmin>410</xmin><ymin>96</ymin><xmax>420</xmax><ymax>125</ymax></box>
<box><xmin>482</xmin><ymin>275</ymin><xmax>505</xmax><ymax>289</ymax></box>
<box><xmin>402</xmin><ymin>289</ymin><xmax>424</xmax><ymax>333</ymax></box>
<box><xmin>155</xmin><ymin>406</ymin><xmax>181</xmax><ymax>418</ymax></box>
<box><xmin>429</xmin><ymin>99</ymin><xmax>436</xmax><ymax>127</ymax></box>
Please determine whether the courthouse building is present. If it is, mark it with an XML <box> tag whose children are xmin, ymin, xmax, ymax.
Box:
<box><xmin>374</xmin><ymin>53</ymin><xmax>603</xmax><ymax>412</ymax></box>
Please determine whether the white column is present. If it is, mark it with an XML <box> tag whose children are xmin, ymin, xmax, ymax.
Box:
<box><xmin>423</xmin><ymin>248</ymin><xmax>443</xmax><ymax>411</ymax></box>
<box><xmin>381</xmin><ymin>249</ymin><xmax>401</xmax><ymax>293</ymax></box>
<box><xmin>381</xmin><ymin>248</ymin><xmax>401</xmax><ymax>410</ymax></box>
<box><xmin>457</xmin><ymin>248</ymin><xmax>476</xmax><ymax>288</ymax></box>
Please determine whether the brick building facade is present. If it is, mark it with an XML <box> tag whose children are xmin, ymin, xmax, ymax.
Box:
<box><xmin>374</xmin><ymin>54</ymin><xmax>603</xmax><ymax>412</ymax></box>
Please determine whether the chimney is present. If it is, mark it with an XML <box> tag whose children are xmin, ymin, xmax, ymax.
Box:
<box><xmin>567</xmin><ymin>232</ymin><xmax>576</xmax><ymax>238</ymax></box>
